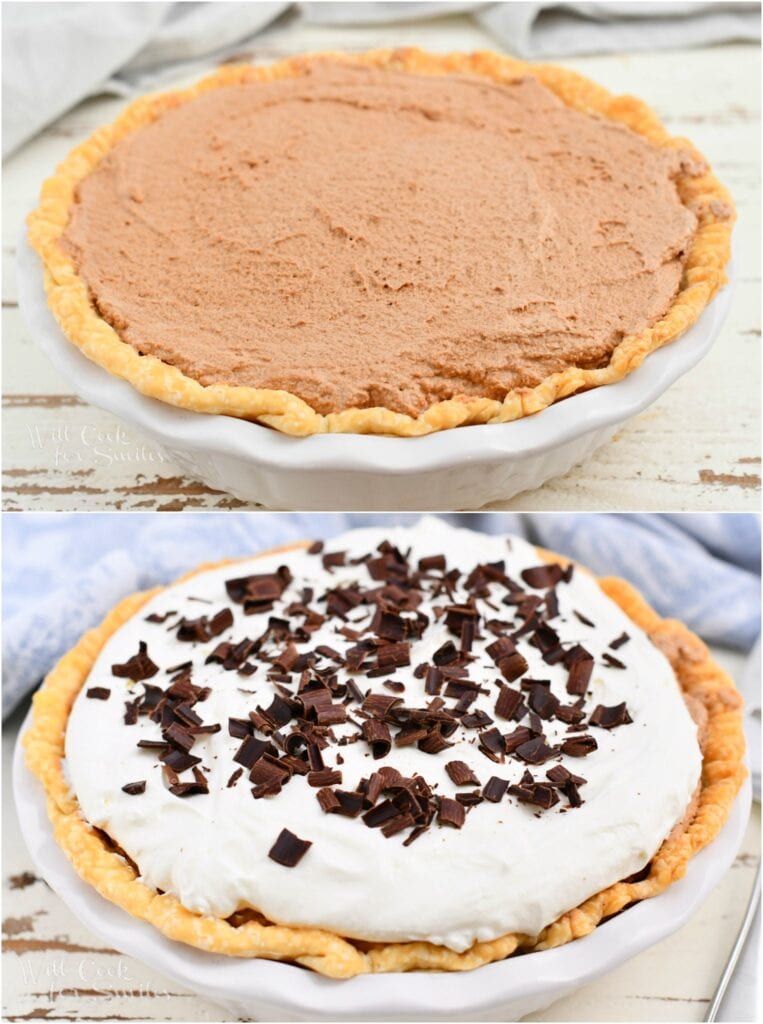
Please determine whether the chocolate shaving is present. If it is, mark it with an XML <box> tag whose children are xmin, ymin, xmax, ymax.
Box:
<box><xmin>556</xmin><ymin>700</ymin><xmax>586</xmax><ymax>725</ymax></box>
<box><xmin>565</xmin><ymin>646</ymin><xmax>594</xmax><ymax>696</ymax></box>
<box><xmin>322</xmin><ymin>550</ymin><xmax>346</xmax><ymax>572</ymax></box>
<box><xmin>561</xmin><ymin>734</ymin><xmax>598</xmax><ymax>757</ymax></box>
<box><xmin>482</xmin><ymin>776</ymin><xmax>509</xmax><ymax>802</ymax></box>
<box><xmin>494</xmin><ymin>685</ymin><xmax>523</xmax><ymax>720</ymax></box>
<box><xmin>226</xmin><ymin>566</ymin><xmax>292</xmax><ymax>614</ymax></box>
<box><xmin>324</xmin><ymin>789</ymin><xmax>366</xmax><ymax>817</ymax></box>
<box><xmin>418</xmin><ymin>726</ymin><xmax>454</xmax><ymax>755</ymax></box>
<box><xmin>508</xmin><ymin>780</ymin><xmax>559</xmax><ymax>809</ymax></box>
<box><xmin>234</xmin><ymin>735</ymin><xmax>271</xmax><ymax>769</ymax></box>
<box><xmin>383</xmin><ymin>680</ymin><xmax>406</xmax><ymax>693</ymax></box>
<box><xmin>86</xmin><ymin>687</ymin><xmax>111</xmax><ymax>700</ymax></box>
<box><xmin>546</xmin><ymin>765</ymin><xmax>586</xmax><ymax>787</ymax></box>
<box><xmin>479</xmin><ymin>727</ymin><xmax>505</xmax><ymax>762</ymax></box>
<box><xmin>375</xmin><ymin>641</ymin><xmax>411</xmax><ymax>672</ymax></box>
<box><xmin>161</xmin><ymin>748</ymin><xmax>201</xmax><ymax>773</ymax></box>
<box><xmin>259</xmin><ymin>694</ymin><xmax>293</xmax><ymax>729</ymax></box>
<box><xmin>602</xmin><ymin>652</ymin><xmax>627</xmax><ymax>669</ymax></box>
<box><xmin>514</xmin><ymin>736</ymin><xmax>557</xmax><ymax>765</ymax></box>
<box><xmin>111</xmin><ymin>641</ymin><xmax>158</xmax><ymax>681</ymax></box>
<box><xmin>165</xmin><ymin>661</ymin><xmax>192</xmax><ymax>676</ymax></box>
<box><xmin>403</xmin><ymin>825</ymin><xmax>430</xmax><ymax>846</ymax></box>
<box><xmin>169</xmin><ymin>766</ymin><xmax>209</xmax><ymax>797</ymax></box>
<box><xmin>281</xmin><ymin>754</ymin><xmax>309</xmax><ymax>776</ymax></box>
<box><xmin>362</xmin><ymin>693</ymin><xmax>403</xmax><ymax>719</ymax></box>
<box><xmin>382</xmin><ymin>813</ymin><xmax>416</xmax><ymax>838</ymax></box>
<box><xmin>419</xmin><ymin>554</ymin><xmax>446</xmax><ymax>572</ymax></box>
<box><xmin>121</xmin><ymin>781</ymin><xmax>146</xmax><ymax>795</ymax></box>
<box><xmin>362</xmin><ymin>719</ymin><xmax>392</xmax><ymax>759</ymax></box>
<box><xmin>544</xmin><ymin>589</ymin><xmax>559</xmax><ymax>620</ymax></box>
<box><xmin>546</xmin><ymin>766</ymin><xmax>585</xmax><ymax>807</ymax></box>
<box><xmin>317</xmin><ymin>788</ymin><xmax>340</xmax><ymax>813</ymax></box>
<box><xmin>445</xmin><ymin>761</ymin><xmax>481</xmax><ymax>786</ymax></box>
<box><xmin>443</xmin><ymin>603</ymin><xmax>479</xmax><ymax>638</ymax></box>
<box><xmin>228</xmin><ymin>717</ymin><xmax>253</xmax><ymax>739</ymax></box>
<box><xmin>503</xmin><ymin>725</ymin><xmax>533</xmax><ymax>754</ymax></box>
<box><xmin>363</xmin><ymin>799</ymin><xmax>402</xmax><ymax>828</ymax></box>
<box><xmin>124</xmin><ymin>698</ymin><xmax>140</xmax><ymax>725</ymax></box>
<box><xmin>250</xmin><ymin>754</ymin><xmax>290</xmax><ymax>787</ymax></box>
<box><xmin>437</xmin><ymin>797</ymin><xmax>465</xmax><ymax>828</ymax></box>
<box><xmin>308</xmin><ymin>769</ymin><xmax>343</xmax><ymax>787</ymax></box>
<box><xmin>268</xmin><ymin>828</ymin><xmax>312</xmax><ymax>867</ymax></box>
<box><xmin>325</xmin><ymin>584</ymin><xmax>364</xmax><ymax>621</ymax></box>
<box><xmin>209</xmin><ymin>607</ymin><xmax>234</xmax><ymax>636</ymax></box>
<box><xmin>176</xmin><ymin>607</ymin><xmax>233</xmax><ymax>643</ymax></box>
<box><xmin>528</xmin><ymin>685</ymin><xmax>559</xmax><ymax>720</ymax></box>
<box><xmin>146</xmin><ymin>610</ymin><xmax>175</xmax><ymax>623</ymax></box>
<box><xmin>520</xmin><ymin>564</ymin><xmax>564</xmax><ymax>590</ymax></box>
<box><xmin>165</xmin><ymin>722</ymin><xmax>194</xmax><ymax>752</ymax></box>
<box><xmin>432</xmin><ymin>642</ymin><xmax>458</xmax><ymax>667</ymax></box>
<box><xmin>457</xmin><ymin>791</ymin><xmax>483</xmax><ymax>807</ymax></box>
<box><xmin>589</xmin><ymin>702</ymin><xmax>633</xmax><ymax>729</ymax></box>
<box><xmin>461</xmin><ymin>709</ymin><xmax>493</xmax><ymax>730</ymax></box>
<box><xmin>486</xmin><ymin>636</ymin><xmax>529</xmax><ymax>684</ymax></box>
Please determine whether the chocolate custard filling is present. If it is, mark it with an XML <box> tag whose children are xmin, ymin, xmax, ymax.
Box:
<box><xmin>62</xmin><ymin>62</ymin><xmax>697</xmax><ymax>417</ymax></box>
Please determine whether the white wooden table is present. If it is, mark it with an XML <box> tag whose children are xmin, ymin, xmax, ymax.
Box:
<box><xmin>2</xmin><ymin>15</ymin><xmax>760</xmax><ymax>511</ymax></box>
<box><xmin>3</xmin><ymin>642</ymin><xmax>758</xmax><ymax>1023</ymax></box>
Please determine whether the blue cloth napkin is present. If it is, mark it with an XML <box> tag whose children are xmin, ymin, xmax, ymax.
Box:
<box><xmin>3</xmin><ymin>513</ymin><xmax>759</xmax><ymax>719</ymax></box>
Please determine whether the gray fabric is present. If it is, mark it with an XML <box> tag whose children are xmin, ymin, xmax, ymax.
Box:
<box><xmin>2</xmin><ymin>1</ymin><xmax>290</xmax><ymax>156</ymax></box>
<box><xmin>475</xmin><ymin>1</ymin><xmax>762</xmax><ymax>58</ymax></box>
<box><xmin>302</xmin><ymin>2</ymin><xmax>488</xmax><ymax>23</ymax></box>
<box><xmin>3</xmin><ymin>2</ymin><xmax>760</xmax><ymax>157</ymax></box>
<box><xmin>118</xmin><ymin>2</ymin><xmax>291</xmax><ymax>74</ymax></box>
<box><xmin>3</xmin><ymin>2</ymin><xmax>169</xmax><ymax>156</ymax></box>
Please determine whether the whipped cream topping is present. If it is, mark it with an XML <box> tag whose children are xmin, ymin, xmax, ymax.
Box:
<box><xmin>65</xmin><ymin>519</ymin><xmax>701</xmax><ymax>951</ymax></box>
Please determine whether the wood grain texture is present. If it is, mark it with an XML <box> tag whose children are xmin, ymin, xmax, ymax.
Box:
<box><xmin>2</xmin><ymin>18</ymin><xmax>760</xmax><ymax>510</ymax></box>
<box><xmin>3</xmin><ymin>645</ymin><xmax>759</xmax><ymax>1022</ymax></box>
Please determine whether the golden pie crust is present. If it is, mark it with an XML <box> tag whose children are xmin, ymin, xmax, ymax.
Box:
<box><xmin>24</xmin><ymin>542</ymin><xmax>746</xmax><ymax>978</ymax></box>
<box><xmin>28</xmin><ymin>48</ymin><xmax>734</xmax><ymax>438</ymax></box>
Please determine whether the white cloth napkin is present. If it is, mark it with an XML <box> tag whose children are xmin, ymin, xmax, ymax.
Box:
<box><xmin>3</xmin><ymin>1</ymin><xmax>760</xmax><ymax>156</ymax></box>
<box><xmin>3</xmin><ymin>513</ymin><xmax>759</xmax><ymax>719</ymax></box>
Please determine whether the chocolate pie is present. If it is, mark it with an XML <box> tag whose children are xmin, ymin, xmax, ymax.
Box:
<box><xmin>28</xmin><ymin>49</ymin><xmax>734</xmax><ymax>436</ymax></box>
<box><xmin>24</xmin><ymin>519</ymin><xmax>746</xmax><ymax>977</ymax></box>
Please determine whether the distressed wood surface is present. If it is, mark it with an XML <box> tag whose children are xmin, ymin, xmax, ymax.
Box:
<box><xmin>2</xmin><ymin>17</ymin><xmax>760</xmax><ymax>512</ymax></box>
<box><xmin>3</xmin><ymin>644</ymin><xmax>759</xmax><ymax>1022</ymax></box>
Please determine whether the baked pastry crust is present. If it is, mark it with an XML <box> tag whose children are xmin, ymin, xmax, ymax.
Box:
<box><xmin>28</xmin><ymin>48</ymin><xmax>734</xmax><ymax>438</ymax></box>
<box><xmin>24</xmin><ymin>542</ymin><xmax>746</xmax><ymax>978</ymax></box>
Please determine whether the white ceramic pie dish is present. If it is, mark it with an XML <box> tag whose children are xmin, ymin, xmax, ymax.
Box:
<box><xmin>17</xmin><ymin>236</ymin><xmax>735</xmax><ymax>511</ymax></box>
<box><xmin>13</xmin><ymin>709</ymin><xmax>751</xmax><ymax>1022</ymax></box>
